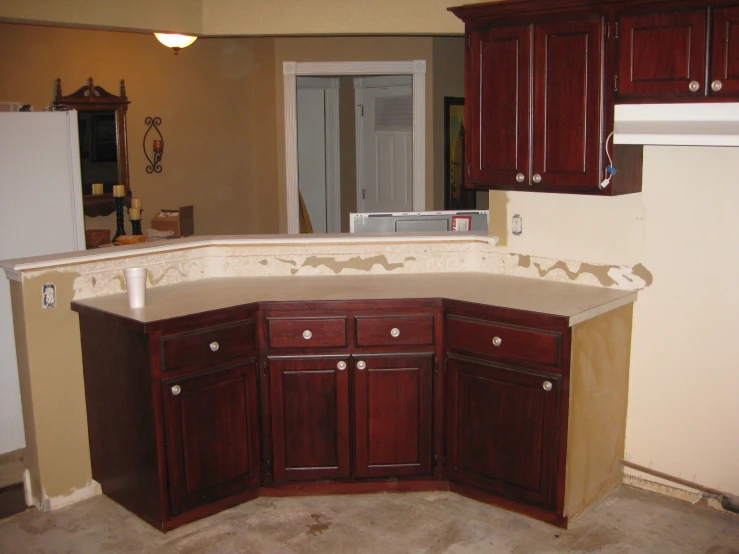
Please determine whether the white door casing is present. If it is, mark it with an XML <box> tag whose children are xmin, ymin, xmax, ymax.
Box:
<box><xmin>355</xmin><ymin>76</ymin><xmax>413</xmax><ymax>213</ymax></box>
<box><xmin>284</xmin><ymin>60</ymin><xmax>427</xmax><ymax>234</ymax></box>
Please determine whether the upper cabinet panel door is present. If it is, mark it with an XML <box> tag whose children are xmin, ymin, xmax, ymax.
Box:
<box><xmin>711</xmin><ymin>6</ymin><xmax>739</xmax><ymax>97</ymax></box>
<box><xmin>468</xmin><ymin>25</ymin><xmax>532</xmax><ymax>188</ymax></box>
<box><xmin>532</xmin><ymin>19</ymin><xmax>603</xmax><ymax>190</ymax></box>
<box><xmin>618</xmin><ymin>10</ymin><xmax>707</xmax><ymax>98</ymax></box>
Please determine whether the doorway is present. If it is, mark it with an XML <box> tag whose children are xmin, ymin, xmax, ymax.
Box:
<box><xmin>284</xmin><ymin>61</ymin><xmax>427</xmax><ymax>234</ymax></box>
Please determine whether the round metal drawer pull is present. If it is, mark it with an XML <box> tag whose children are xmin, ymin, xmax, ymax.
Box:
<box><xmin>711</xmin><ymin>80</ymin><xmax>723</xmax><ymax>92</ymax></box>
<box><xmin>302</xmin><ymin>330</ymin><xmax>313</xmax><ymax>340</ymax></box>
<box><xmin>543</xmin><ymin>381</ymin><xmax>553</xmax><ymax>392</ymax></box>
<box><xmin>532</xmin><ymin>174</ymin><xmax>542</xmax><ymax>184</ymax></box>
<box><xmin>492</xmin><ymin>336</ymin><xmax>502</xmax><ymax>347</ymax></box>
<box><xmin>171</xmin><ymin>385</ymin><xmax>182</xmax><ymax>396</ymax></box>
<box><xmin>337</xmin><ymin>361</ymin><xmax>347</xmax><ymax>371</ymax></box>
<box><xmin>390</xmin><ymin>327</ymin><xmax>401</xmax><ymax>338</ymax></box>
<box><xmin>356</xmin><ymin>361</ymin><xmax>367</xmax><ymax>370</ymax></box>
<box><xmin>209</xmin><ymin>341</ymin><xmax>220</xmax><ymax>352</ymax></box>
<box><xmin>515</xmin><ymin>173</ymin><xmax>525</xmax><ymax>183</ymax></box>
<box><xmin>689</xmin><ymin>80</ymin><xmax>700</xmax><ymax>92</ymax></box>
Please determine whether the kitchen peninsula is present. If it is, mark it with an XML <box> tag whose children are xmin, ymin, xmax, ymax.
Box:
<box><xmin>1</xmin><ymin>233</ymin><xmax>642</xmax><ymax>531</ymax></box>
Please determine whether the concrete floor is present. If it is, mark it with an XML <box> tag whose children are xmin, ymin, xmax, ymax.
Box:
<box><xmin>1</xmin><ymin>486</ymin><xmax>738</xmax><ymax>553</ymax></box>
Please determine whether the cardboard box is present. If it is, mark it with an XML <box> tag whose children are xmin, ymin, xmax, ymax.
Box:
<box><xmin>150</xmin><ymin>205</ymin><xmax>194</xmax><ymax>237</ymax></box>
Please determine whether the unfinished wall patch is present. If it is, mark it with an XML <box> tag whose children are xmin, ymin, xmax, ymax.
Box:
<box><xmin>277</xmin><ymin>258</ymin><xmax>297</xmax><ymax>266</ymax></box>
<box><xmin>297</xmin><ymin>255</ymin><xmax>409</xmax><ymax>275</ymax></box>
<box><xmin>630</xmin><ymin>263</ymin><xmax>654</xmax><ymax>287</ymax></box>
<box><xmin>534</xmin><ymin>260</ymin><xmax>619</xmax><ymax>287</ymax></box>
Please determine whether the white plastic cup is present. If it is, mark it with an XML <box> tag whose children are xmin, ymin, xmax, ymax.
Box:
<box><xmin>123</xmin><ymin>268</ymin><xmax>147</xmax><ymax>309</ymax></box>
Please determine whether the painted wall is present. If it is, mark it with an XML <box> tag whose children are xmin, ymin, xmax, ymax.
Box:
<box><xmin>489</xmin><ymin>146</ymin><xmax>739</xmax><ymax>495</ymax></box>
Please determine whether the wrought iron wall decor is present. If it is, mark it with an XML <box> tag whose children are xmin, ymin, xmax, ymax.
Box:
<box><xmin>144</xmin><ymin>116</ymin><xmax>164</xmax><ymax>173</ymax></box>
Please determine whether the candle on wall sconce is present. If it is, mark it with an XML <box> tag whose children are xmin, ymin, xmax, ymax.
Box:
<box><xmin>113</xmin><ymin>184</ymin><xmax>125</xmax><ymax>197</ymax></box>
<box><xmin>92</xmin><ymin>183</ymin><xmax>104</xmax><ymax>195</ymax></box>
<box><xmin>144</xmin><ymin>116</ymin><xmax>164</xmax><ymax>173</ymax></box>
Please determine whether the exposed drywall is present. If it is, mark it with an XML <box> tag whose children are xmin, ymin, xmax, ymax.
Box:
<box><xmin>0</xmin><ymin>23</ymin><xmax>265</xmax><ymax>237</ymax></box>
<box><xmin>489</xmin><ymin>146</ymin><xmax>739</xmax><ymax>495</ymax></box>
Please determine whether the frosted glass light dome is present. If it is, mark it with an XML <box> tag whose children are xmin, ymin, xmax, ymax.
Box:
<box><xmin>154</xmin><ymin>33</ymin><xmax>197</xmax><ymax>53</ymax></box>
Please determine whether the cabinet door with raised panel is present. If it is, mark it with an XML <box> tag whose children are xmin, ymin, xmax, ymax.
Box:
<box><xmin>618</xmin><ymin>10</ymin><xmax>707</xmax><ymax>98</ymax></box>
<box><xmin>162</xmin><ymin>362</ymin><xmax>260</xmax><ymax>516</ymax></box>
<box><xmin>353</xmin><ymin>354</ymin><xmax>434</xmax><ymax>478</ymax></box>
<box><xmin>446</xmin><ymin>356</ymin><xmax>561</xmax><ymax>510</ymax></box>
<box><xmin>532</xmin><ymin>18</ymin><xmax>603</xmax><ymax>191</ymax></box>
<box><xmin>711</xmin><ymin>6</ymin><xmax>739</xmax><ymax>97</ymax></box>
<box><xmin>269</xmin><ymin>356</ymin><xmax>351</xmax><ymax>482</ymax></box>
<box><xmin>468</xmin><ymin>25</ymin><xmax>532</xmax><ymax>188</ymax></box>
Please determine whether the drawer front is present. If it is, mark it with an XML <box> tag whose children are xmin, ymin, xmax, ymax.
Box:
<box><xmin>267</xmin><ymin>317</ymin><xmax>347</xmax><ymax>349</ymax></box>
<box><xmin>161</xmin><ymin>320</ymin><xmax>256</xmax><ymax>372</ymax></box>
<box><xmin>446</xmin><ymin>315</ymin><xmax>561</xmax><ymax>369</ymax></box>
<box><xmin>355</xmin><ymin>315</ymin><xmax>434</xmax><ymax>347</ymax></box>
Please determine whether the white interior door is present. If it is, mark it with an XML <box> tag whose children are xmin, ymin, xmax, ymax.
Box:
<box><xmin>356</xmin><ymin>77</ymin><xmax>413</xmax><ymax>213</ymax></box>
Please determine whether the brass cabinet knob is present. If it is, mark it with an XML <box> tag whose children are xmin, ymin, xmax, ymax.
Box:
<box><xmin>209</xmin><ymin>341</ymin><xmax>219</xmax><ymax>352</ymax></box>
<box><xmin>516</xmin><ymin>173</ymin><xmax>525</xmax><ymax>183</ymax></box>
<box><xmin>171</xmin><ymin>385</ymin><xmax>181</xmax><ymax>396</ymax></box>
<box><xmin>337</xmin><ymin>361</ymin><xmax>347</xmax><ymax>371</ymax></box>
<box><xmin>711</xmin><ymin>80</ymin><xmax>723</xmax><ymax>92</ymax></box>
<box><xmin>542</xmin><ymin>381</ymin><xmax>553</xmax><ymax>392</ymax></box>
<box><xmin>356</xmin><ymin>361</ymin><xmax>367</xmax><ymax>370</ymax></box>
<box><xmin>492</xmin><ymin>336</ymin><xmax>502</xmax><ymax>347</ymax></box>
<box><xmin>390</xmin><ymin>327</ymin><xmax>401</xmax><ymax>338</ymax></box>
<box><xmin>532</xmin><ymin>173</ymin><xmax>542</xmax><ymax>184</ymax></box>
<box><xmin>302</xmin><ymin>330</ymin><xmax>313</xmax><ymax>340</ymax></box>
<box><xmin>689</xmin><ymin>80</ymin><xmax>700</xmax><ymax>92</ymax></box>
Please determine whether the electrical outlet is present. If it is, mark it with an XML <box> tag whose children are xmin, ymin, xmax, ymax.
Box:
<box><xmin>42</xmin><ymin>284</ymin><xmax>56</xmax><ymax>309</ymax></box>
<box><xmin>512</xmin><ymin>214</ymin><xmax>523</xmax><ymax>236</ymax></box>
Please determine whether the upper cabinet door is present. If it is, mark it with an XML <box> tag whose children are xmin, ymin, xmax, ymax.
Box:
<box><xmin>618</xmin><ymin>10</ymin><xmax>708</xmax><ymax>98</ymax></box>
<box><xmin>711</xmin><ymin>6</ymin><xmax>739</xmax><ymax>97</ymax></box>
<box><xmin>468</xmin><ymin>25</ymin><xmax>532</xmax><ymax>188</ymax></box>
<box><xmin>532</xmin><ymin>19</ymin><xmax>603</xmax><ymax>191</ymax></box>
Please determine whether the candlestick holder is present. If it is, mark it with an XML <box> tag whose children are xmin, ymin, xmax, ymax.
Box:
<box><xmin>130</xmin><ymin>218</ymin><xmax>143</xmax><ymax>236</ymax></box>
<box><xmin>113</xmin><ymin>196</ymin><xmax>127</xmax><ymax>242</ymax></box>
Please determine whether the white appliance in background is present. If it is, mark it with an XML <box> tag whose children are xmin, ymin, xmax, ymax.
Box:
<box><xmin>350</xmin><ymin>210</ymin><xmax>489</xmax><ymax>233</ymax></box>
<box><xmin>0</xmin><ymin>111</ymin><xmax>86</xmax><ymax>455</ymax></box>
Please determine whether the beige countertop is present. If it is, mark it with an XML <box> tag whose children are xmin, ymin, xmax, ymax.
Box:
<box><xmin>72</xmin><ymin>272</ymin><xmax>637</xmax><ymax>327</ymax></box>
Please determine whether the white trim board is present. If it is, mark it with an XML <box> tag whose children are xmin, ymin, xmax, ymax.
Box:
<box><xmin>284</xmin><ymin>60</ymin><xmax>427</xmax><ymax>234</ymax></box>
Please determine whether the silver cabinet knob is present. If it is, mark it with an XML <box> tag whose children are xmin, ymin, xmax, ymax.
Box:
<box><xmin>532</xmin><ymin>173</ymin><xmax>542</xmax><ymax>184</ymax></box>
<box><xmin>171</xmin><ymin>385</ymin><xmax>181</xmax><ymax>396</ymax></box>
<box><xmin>515</xmin><ymin>173</ymin><xmax>525</xmax><ymax>183</ymax></box>
<box><xmin>302</xmin><ymin>330</ymin><xmax>312</xmax><ymax>340</ymax></box>
<box><xmin>542</xmin><ymin>381</ymin><xmax>553</xmax><ymax>392</ymax></box>
<box><xmin>356</xmin><ymin>361</ymin><xmax>367</xmax><ymax>370</ymax></box>
<box><xmin>337</xmin><ymin>361</ymin><xmax>347</xmax><ymax>371</ymax></box>
<box><xmin>711</xmin><ymin>80</ymin><xmax>723</xmax><ymax>92</ymax></box>
<box><xmin>209</xmin><ymin>341</ymin><xmax>219</xmax><ymax>352</ymax></box>
<box><xmin>390</xmin><ymin>327</ymin><xmax>400</xmax><ymax>338</ymax></box>
<box><xmin>689</xmin><ymin>80</ymin><xmax>700</xmax><ymax>92</ymax></box>
<box><xmin>492</xmin><ymin>336</ymin><xmax>502</xmax><ymax>347</ymax></box>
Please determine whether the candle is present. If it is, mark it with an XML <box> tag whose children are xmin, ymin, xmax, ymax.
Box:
<box><xmin>129</xmin><ymin>208</ymin><xmax>141</xmax><ymax>220</ymax></box>
<box><xmin>130</xmin><ymin>198</ymin><xmax>142</xmax><ymax>209</ymax></box>
<box><xmin>153</xmin><ymin>139</ymin><xmax>163</xmax><ymax>152</ymax></box>
<box><xmin>91</xmin><ymin>183</ymin><xmax>104</xmax><ymax>195</ymax></box>
<box><xmin>113</xmin><ymin>185</ymin><xmax>125</xmax><ymax>197</ymax></box>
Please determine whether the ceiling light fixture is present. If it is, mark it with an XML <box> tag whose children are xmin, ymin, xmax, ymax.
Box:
<box><xmin>154</xmin><ymin>33</ymin><xmax>197</xmax><ymax>54</ymax></box>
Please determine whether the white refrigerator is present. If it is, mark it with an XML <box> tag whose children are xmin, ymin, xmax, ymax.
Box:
<box><xmin>0</xmin><ymin>111</ymin><xmax>86</xmax><ymax>454</ymax></box>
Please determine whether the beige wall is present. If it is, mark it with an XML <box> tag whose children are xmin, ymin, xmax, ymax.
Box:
<box><xmin>489</xmin><ymin>146</ymin><xmax>739</xmax><ymax>495</ymax></box>
<box><xmin>0</xmin><ymin>23</ymin><xmax>274</xmax><ymax>236</ymax></box>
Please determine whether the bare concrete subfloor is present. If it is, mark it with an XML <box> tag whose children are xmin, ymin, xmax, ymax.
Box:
<box><xmin>1</xmin><ymin>486</ymin><xmax>738</xmax><ymax>553</ymax></box>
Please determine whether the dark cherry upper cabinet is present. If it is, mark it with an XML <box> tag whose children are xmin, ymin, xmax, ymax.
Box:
<box><xmin>353</xmin><ymin>354</ymin><xmax>434</xmax><ymax>478</ymax></box>
<box><xmin>712</xmin><ymin>6</ymin><xmax>739</xmax><ymax>96</ymax></box>
<box><xmin>269</xmin><ymin>356</ymin><xmax>351</xmax><ymax>482</ymax></box>
<box><xmin>446</xmin><ymin>356</ymin><xmax>561</xmax><ymax>510</ymax></box>
<box><xmin>162</xmin><ymin>362</ymin><xmax>261</xmax><ymax>516</ymax></box>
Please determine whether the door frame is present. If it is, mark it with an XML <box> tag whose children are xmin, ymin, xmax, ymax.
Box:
<box><xmin>354</xmin><ymin>75</ymin><xmax>413</xmax><ymax>213</ymax></box>
<box><xmin>284</xmin><ymin>60</ymin><xmax>427</xmax><ymax>234</ymax></box>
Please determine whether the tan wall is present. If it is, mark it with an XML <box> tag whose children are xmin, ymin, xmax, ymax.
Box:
<box><xmin>489</xmin><ymin>146</ymin><xmax>739</xmax><ymax>495</ymax></box>
<box><xmin>272</xmin><ymin>36</ymin><xmax>436</xmax><ymax>232</ymax></box>
<box><xmin>339</xmin><ymin>77</ymin><xmax>357</xmax><ymax>232</ymax></box>
<box><xmin>0</xmin><ymin>0</ymin><xmax>202</xmax><ymax>33</ymax></box>
<box><xmin>0</xmin><ymin>22</ymin><xmax>271</xmax><ymax>236</ymax></box>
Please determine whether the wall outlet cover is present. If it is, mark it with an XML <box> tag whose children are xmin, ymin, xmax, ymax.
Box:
<box><xmin>512</xmin><ymin>214</ymin><xmax>523</xmax><ymax>236</ymax></box>
<box><xmin>42</xmin><ymin>284</ymin><xmax>56</xmax><ymax>309</ymax></box>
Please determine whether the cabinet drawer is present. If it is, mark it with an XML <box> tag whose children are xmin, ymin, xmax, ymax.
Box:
<box><xmin>446</xmin><ymin>315</ymin><xmax>561</xmax><ymax>369</ymax></box>
<box><xmin>355</xmin><ymin>315</ymin><xmax>434</xmax><ymax>347</ymax></box>
<box><xmin>267</xmin><ymin>317</ymin><xmax>347</xmax><ymax>349</ymax></box>
<box><xmin>161</xmin><ymin>320</ymin><xmax>256</xmax><ymax>372</ymax></box>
